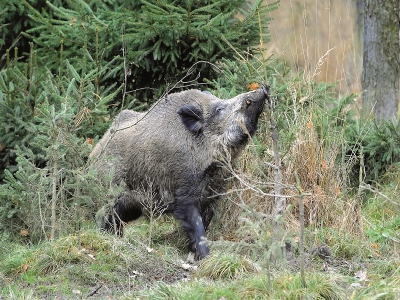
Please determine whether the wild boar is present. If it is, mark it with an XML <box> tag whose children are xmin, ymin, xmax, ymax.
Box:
<box><xmin>90</xmin><ymin>88</ymin><xmax>268</xmax><ymax>259</ymax></box>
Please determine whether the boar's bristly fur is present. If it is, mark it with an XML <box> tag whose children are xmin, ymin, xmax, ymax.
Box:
<box><xmin>90</xmin><ymin>88</ymin><xmax>268</xmax><ymax>260</ymax></box>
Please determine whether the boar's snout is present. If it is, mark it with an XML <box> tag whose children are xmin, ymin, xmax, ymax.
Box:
<box><xmin>241</xmin><ymin>87</ymin><xmax>268</xmax><ymax>113</ymax></box>
<box><xmin>246</xmin><ymin>86</ymin><xmax>269</xmax><ymax>105</ymax></box>
<box><xmin>241</xmin><ymin>87</ymin><xmax>268</xmax><ymax>136</ymax></box>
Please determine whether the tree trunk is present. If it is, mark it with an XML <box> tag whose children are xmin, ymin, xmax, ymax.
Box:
<box><xmin>361</xmin><ymin>0</ymin><xmax>400</xmax><ymax>120</ymax></box>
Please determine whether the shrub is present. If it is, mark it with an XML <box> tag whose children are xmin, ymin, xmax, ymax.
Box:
<box><xmin>345</xmin><ymin>119</ymin><xmax>400</xmax><ymax>185</ymax></box>
<box><xmin>0</xmin><ymin>53</ymin><xmax>120</xmax><ymax>241</ymax></box>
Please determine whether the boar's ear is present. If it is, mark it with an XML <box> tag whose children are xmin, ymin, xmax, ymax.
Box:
<box><xmin>177</xmin><ymin>104</ymin><xmax>203</xmax><ymax>134</ymax></box>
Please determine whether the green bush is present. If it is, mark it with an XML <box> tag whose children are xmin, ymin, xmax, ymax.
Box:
<box><xmin>0</xmin><ymin>54</ymin><xmax>121</xmax><ymax>241</ymax></box>
<box><xmin>345</xmin><ymin>119</ymin><xmax>400</xmax><ymax>184</ymax></box>
<box><xmin>19</xmin><ymin>0</ymin><xmax>277</xmax><ymax>102</ymax></box>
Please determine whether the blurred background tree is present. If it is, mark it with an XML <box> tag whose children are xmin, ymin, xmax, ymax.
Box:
<box><xmin>361</xmin><ymin>0</ymin><xmax>399</xmax><ymax>120</ymax></box>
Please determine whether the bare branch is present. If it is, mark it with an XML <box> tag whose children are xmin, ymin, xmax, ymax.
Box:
<box><xmin>360</xmin><ymin>184</ymin><xmax>400</xmax><ymax>209</ymax></box>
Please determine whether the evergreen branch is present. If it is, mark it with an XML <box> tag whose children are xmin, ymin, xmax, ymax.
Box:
<box><xmin>191</xmin><ymin>2</ymin><xmax>228</xmax><ymax>15</ymax></box>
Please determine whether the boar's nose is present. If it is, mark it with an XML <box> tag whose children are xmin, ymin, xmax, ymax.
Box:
<box><xmin>262</xmin><ymin>85</ymin><xmax>270</xmax><ymax>97</ymax></box>
<box><xmin>246</xmin><ymin>86</ymin><xmax>269</xmax><ymax>105</ymax></box>
<box><xmin>257</xmin><ymin>85</ymin><xmax>270</xmax><ymax>101</ymax></box>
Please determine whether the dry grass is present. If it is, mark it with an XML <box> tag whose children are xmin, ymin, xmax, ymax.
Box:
<box><xmin>214</xmin><ymin>0</ymin><xmax>365</xmax><ymax>235</ymax></box>
<box><xmin>213</xmin><ymin>95</ymin><xmax>362</xmax><ymax>242</ymax></box>
<box><xmin>265</xmin><ymin>0</ymin><xmax>362</xmax><ymax>95</ymax></box>
<box><xmin>210</xmin><ymin>0</ymin><xmax>365</xmax><ymax>240</ymax></box>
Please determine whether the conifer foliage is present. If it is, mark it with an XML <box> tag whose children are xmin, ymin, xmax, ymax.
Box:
<box><xmin>21</xmin><ymin>0</ymin><xmax>275</xmax><ymax>100</ymax></box>
<box><xmin>119</xmin><ymin>0</ymin><xmax>273</xmax><ymax>95</ymax></box>
<box><xmin>0</xmin><ymin>51</ymin><xmax>120</xmax><ymax>241</ymax></box>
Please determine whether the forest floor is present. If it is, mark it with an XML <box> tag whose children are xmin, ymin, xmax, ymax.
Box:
<box><xmin>1</xmin><ymin>212</ymin><xmax>399</xmax><ymax>299</ymax></box>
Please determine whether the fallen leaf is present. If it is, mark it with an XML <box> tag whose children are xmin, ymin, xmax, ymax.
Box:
<box><xmin>130</xmin><ymin>270</ymin><xmax>143</xmax><ymax>278</ymax></box>
<box><xmin>248</xmin><ymin>82</ymin><xmax>259</xmax><ymax>91</ymax></box>
<box><xmin>22</xmin><ymin>263</ymin><xmax>29</xmax><ymax>272</ymax></box>
<box><xmin>299</xmin><ymin>96</ymin><xmax>308</xmax><ymax>104</ymax></box>
<box><xmin>19</xmin><ymin>229</ymin><xmax>29</xmax><ymax>237</ymax></box>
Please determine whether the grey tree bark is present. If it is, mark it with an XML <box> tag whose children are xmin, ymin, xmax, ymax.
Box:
<box><xmin>361</xmin><ymin>0</ymin><xmax>400</xmax><ymax>120</ymax></box>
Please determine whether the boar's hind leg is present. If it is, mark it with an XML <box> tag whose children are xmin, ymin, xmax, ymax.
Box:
<box><xmin>103</xmin><ymin>193</ymin><xmax>142</xmax><ymax>237</ymax></box>
<box><xmin>174</xmin><ymin>204</ymin><xmax>209</xmax><ymax>260</ymax></box>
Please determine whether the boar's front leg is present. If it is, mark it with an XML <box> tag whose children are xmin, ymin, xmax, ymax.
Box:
<box><xmin>174</xmin><ymin>184</ymin><xmax>209</xmax><ymax>260</ymax></box>
<box><xmin>174</xmin><ymin>204</ymin><xmax>209</xmax><ymax>260</ymax></box>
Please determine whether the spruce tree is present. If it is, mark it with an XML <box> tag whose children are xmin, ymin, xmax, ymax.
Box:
<box><xmin>0</xmin><ymin>60</ymin><xmax>120</xmax><ymax>241</ymax></box>
<box><xmin>21</xmin><ymin>0</ymin><xmax>277</xmax><ymax>102</ymax></box>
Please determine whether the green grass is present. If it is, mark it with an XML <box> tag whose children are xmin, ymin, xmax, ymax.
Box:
<box><xmin>139</xmin><ymin>272</ymin><xmax>346</xmax><ymax>300</ymax></box>
<box><xmin>1</xmin><ymin>213</ymin><xmax>399</xmax><ymax>299</ymax></box>
<box><xmin>194</xmin><ymin>252</ymin><xmax>261</xmax><ymax>280</ymax></box>
<box><xmin>0</xmin><ymin>222</ymin><xmax>186</xmax><ymax>298</ymax></box>
<box><xmin>1</xmin><ymin>169</ymin><xmax>399</xmax><ymax>299</ymax></box>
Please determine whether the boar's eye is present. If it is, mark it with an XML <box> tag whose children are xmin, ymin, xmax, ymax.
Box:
<box><xmin>213</xmin><ymin>103</ymin><xmax>227</xmax><ymax>116</ymax></box>
<box><xmin>245</xmin><ymin>99</ymin><xmax>252</xmax><ymax>106</ymax></box>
